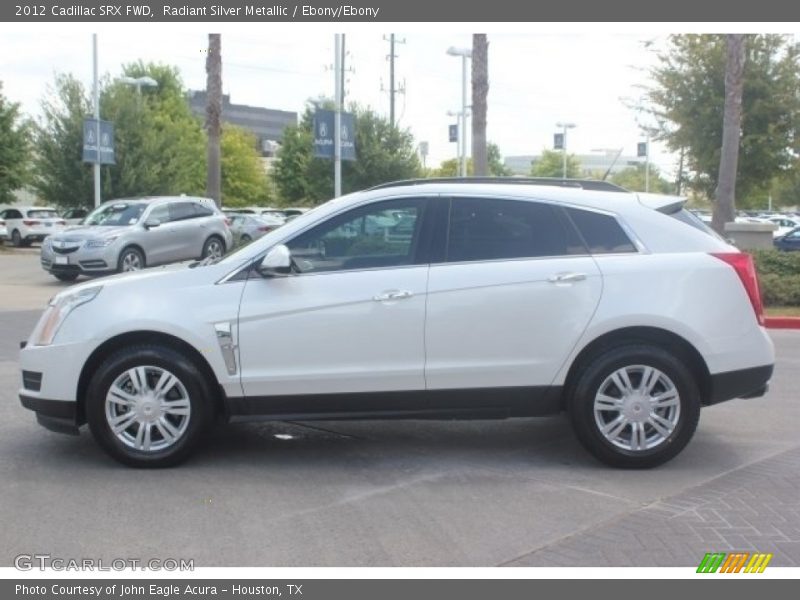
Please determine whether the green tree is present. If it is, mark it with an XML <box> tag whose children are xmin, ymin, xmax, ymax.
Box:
<box><xmin>0</xmin><ymin>82</ymin><xmax>31</xmax><ymax>203</ymax></box>
<box><xmin>610</xmin><ymin>163</ymin><xmax>675</xmax><ymax>194</ymax></box>
<box><xmin>530</xmin><ymin>149</ymin><xmax>581</xmax><ymax>178</ymax></box>
<box><xmin>32</xmin><ymin>74</ymin><xmax>94</xmax><ymax>208</ymax></box>
<box><xmin>272</xmin><ymin>102</ymin><xmax>422</xmax><ymax>204</ymax></box>
<box><xmin>430</xmin><ymin>142</ymin><xmax>511</xmax><ymax>177</ymax></box>
<box><xmin>643</xmin><ymin>35</ymin><xmax>800</xmax><ymax>207</ymax></box>
<box><xmin>220</xmin><ymin>125</ymin><xmax>269</xmax><ymax>207</ymax></box>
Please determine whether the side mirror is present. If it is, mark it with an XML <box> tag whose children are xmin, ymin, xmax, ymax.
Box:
<box><xmin>257</xmin><ymin>244</ymin><xmax>292</xmax><ymax>277</ymax></box>
<box><xmin>144</xmin><ymin>218</ymin><xmax>161</xmax><ymax>229</ymax></box>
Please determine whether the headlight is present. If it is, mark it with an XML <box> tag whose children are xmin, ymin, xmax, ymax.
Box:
<box><xmin>34</xmin><ymin>286</ymin><xmax>103</xmax><ymax>346</ymax></box>
<box><xmin>85</xmin><ymin>237</ymin><xmax>118</xmax><ymax>248</ymax></box>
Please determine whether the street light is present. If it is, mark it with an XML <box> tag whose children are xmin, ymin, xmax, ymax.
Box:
<box><xmin>555</xmin><ymin>121</ymin><xmax>576</xmax><ymax>179</ymax></box>
<box><xmin>447</xmin><ymin>46</ymin><xmax>472</xmax><ymax>177</ymax></box>
<box><xmin>119</xmin><ymin>75</ymin><xmax>158</xmax><ymax>94</ymax></box>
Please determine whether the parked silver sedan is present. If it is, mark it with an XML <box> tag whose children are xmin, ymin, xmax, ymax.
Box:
<box><xmin>229</xmin><ymin>214</ymin><xmax>284</xmax><ymax>245</ymax></box>
<box><xmin>41</xmin><ymin>196</ymin><xmax>233</xmax><ymax>281</ymax></box>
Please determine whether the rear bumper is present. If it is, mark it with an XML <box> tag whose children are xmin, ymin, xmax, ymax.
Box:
<box><xmin>19</xmin><ymin>394</ymin><xmax>80</xmax><ymax>435</ymax></box>
<box><xmin>707</xmin><ymin>364</ymin><xmax>773</xmax><ymax>406</ymax></box>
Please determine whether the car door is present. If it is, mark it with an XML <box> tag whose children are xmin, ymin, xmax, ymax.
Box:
<box><xmin>424</xmin><ymin>196</ymin><xmax>603</xmax><ymax>393</ymax></box>
<box><xmin>236</xmin><ymin>197</ymin><xmax>432</xmax><ymax>404</ymax></box>
<box><xmin>168</xmin><ymin>201</ymin><xmax>203</xmax><ymax>261</ymax></box>
<box><xmin>140</xmin><ymin>203</ymin><xmax>176</xmax><ymax>266</ymax></box>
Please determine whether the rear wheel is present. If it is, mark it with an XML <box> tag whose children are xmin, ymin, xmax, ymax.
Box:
<box><xmin>240</xmin><ymin>234</ymin><xmax>252</xmax><ymax>244</ymax></box>
<box><xmin>86</xmin><ymin>345</ymin><xmax>214</xmax><ymax>468</ymax></box>
<box><xmin>567</xmin><ymin>344</ymin><xmax>701</xmax><ymax>468</ymax></box>
<box><xmin>202</xmin><ymin>236</ymin><xmax>225</xmax><ymax>260</ymax></box>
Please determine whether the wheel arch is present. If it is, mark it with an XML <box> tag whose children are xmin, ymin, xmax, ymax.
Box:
<box><xmin>562</xmin><ymin>326</ymin><xmax>712</xmax><ymax>407</ymax></box>
<box><xmin>76</xmin><ymin>331</ymin><xmax>225</xmax><ymax>425</ymax></box>
<box><xmin>204</xmin><ymin>233</ymin><xmax>226</xmax><ymax>253</ymax></box>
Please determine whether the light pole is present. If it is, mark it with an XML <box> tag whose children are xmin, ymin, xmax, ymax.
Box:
<box><xmin>447</xmin><ymin>46</ymin><xmax>472</xmax><ymax>177</ymax></box>
<box><xmin>556</xmin><ymin>121</ymin><xmax>576</xmax><ymax>179</ymax></box>
<box><xmin>92</xmin><ymin>34</ymin><xmax>100</xmax><ymax>208</ymax></box>
<box><xmin>119</xmin><ymin>75</ymin><xmax>158</xmax><ymax>94</ymax></box>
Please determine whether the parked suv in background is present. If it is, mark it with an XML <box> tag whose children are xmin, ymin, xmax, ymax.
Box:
<box><xmin>0</xmin><ymin>206</ymin><xmax>66</xmax><ymax>246</ymax></box>
<box><xmin>19</xmin><ymin>179</ymin><xmax>774</xmax><ymax>468</ymax></box>
<box><xmin>40</xmin><ymin>196</ymin><xmax>232</xmax><ymax>281</ymax></box>
<box><xmin>61</xmin><ymin>207</ymin><xmax>89</xmax><ymax>226</ymax></box>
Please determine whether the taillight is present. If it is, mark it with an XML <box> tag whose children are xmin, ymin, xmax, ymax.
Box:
<box><xmin>23</xmin><ymin>220</ymin><xmax>40</xmax><ymax>226</ymax></box>
<box><xmin>257</xmin><ymin>226</ymin><xmax>275</xmax><ymax>232</ymax></box>
<box><xmin>224</xmin><ymin>218</ymin><xmax>232</xmax><ymax>227</ymax></box>
<box><xmin>57</xmin><ymin>220</ymin><xmax>66</xmax><ymax>225</ymax></box>
<box><xmin>711</xmin><ymin>252</ymin><xmax>765</xmax><ymax>326</ymax></box>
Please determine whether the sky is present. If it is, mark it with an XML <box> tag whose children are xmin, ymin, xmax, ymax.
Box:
<box><xmin>0</xmin><ymin>26</ymin><xmax>723</xmax><ymax>178</ymax></box>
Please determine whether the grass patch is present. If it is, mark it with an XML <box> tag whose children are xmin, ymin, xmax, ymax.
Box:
<box><xmin>765</xmin><ymin>306</ymin><xmax>800</xmax><ymax>317</ymax></box>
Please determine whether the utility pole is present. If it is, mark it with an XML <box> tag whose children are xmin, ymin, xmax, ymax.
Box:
<box><xmin>383</xmin><ymin>34</ymin><xmax>405</xmax><ymax>128</ymax></box>
<box><xmin>206</xmin><ymin>34</ymin><xmax>222</xmax><ymax>207</ymax></box>
<box><xmin>92</xmin><ymin>34</ymin><xmax>101</xmax><ymax>208</ymax></box>
<box><xmin>645</xmin><ymin>134</ymin><xmax>650</xmax><ymax>193</ymax></box>
<box><xmin>334</xmin><ymin>33</ymin><xmax>342</xmax><ymax>197</ymax></box>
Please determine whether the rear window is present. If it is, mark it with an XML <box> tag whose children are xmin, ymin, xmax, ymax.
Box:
<box><xmin>669</xmin><ymin>208</ymin><xmax>724</xmax><ymax>240</ymax></box>
<box><xmin>27</xmin><ymin>210</ymin><xmax>59</xmax><ymax>219</ymax></box>
<box><xmin>565</xmin><ymin>208</ymin><xmax>637</xmax><ymax>254</ymax></box>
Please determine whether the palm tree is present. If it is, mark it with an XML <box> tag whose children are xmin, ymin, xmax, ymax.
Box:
<box><xmin>713</xmin><ymin>34</ymin><xmax>746</xmax><ymax>235</ymax></box>
<box><xmin>471</xmin><ymin>34</ymin><xmax>489</xmax><ymax>176</ymax></box>
<box><xmin>206</xmin><ymin>34</ymin><xmax>222</xmax><ymax>206</ymax></box>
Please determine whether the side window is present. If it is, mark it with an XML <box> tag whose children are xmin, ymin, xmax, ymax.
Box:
<box><xmin>148</xmin><ymin>204</ymin><xmax>171</xmax><ymax>224</ymax></box>
<box><xmin>287</xmin><ymin>198</ymin><xmax>426</xmax><ymax>273</ymax></box>
<box><xmin>4</xmin><ymin>209</ymin><xmax>22</xmax><ymax>219</ymax></box>
<box><xmin>565</xmin><ymin>207</ymin><xmax>637</xmax><ymax>254</ymax></box>
<box><xmin>169</xmin><ymin>202</ymin><xmax>198</xmax><ymax>222</ymax></box>
<box><xmin>193</xmin><ymin>203</ymin><xmax>214</xmax><ymax>217</ymax></box>
<box><xmin>446</xmin><ymin>197</ymin><xmax>583</xmax><ymax>262</ymax></box>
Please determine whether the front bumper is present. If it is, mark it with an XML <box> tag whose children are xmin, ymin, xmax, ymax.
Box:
<box><xmin>41</xmin><ymin>243</ymin><xmax>117</xmax><ymax>275</ymax></box>
<box><xmin>706</xmin><ymin>364</ymin><xmax>774</xmax><ymax>406</ymax></box>
<box><xmin>19</xmin><ymin>394</ymin><xmax>80</xmax><ymax>435</ymax></box>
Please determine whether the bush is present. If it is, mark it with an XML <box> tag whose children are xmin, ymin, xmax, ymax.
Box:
<box><xmin>751</xmin><ymin>249</ymin><xmax>800</xmax><ymax>306</ymax></box>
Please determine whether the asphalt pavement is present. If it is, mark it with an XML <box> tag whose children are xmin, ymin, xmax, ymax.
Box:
<box><xmin>1</xmin><ymin>250</ymin><xmax>799</xmax><ymax>567</ymax></box>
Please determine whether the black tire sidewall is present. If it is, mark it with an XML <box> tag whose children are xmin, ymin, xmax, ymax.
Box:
<box><xmin>12</xmin><ymin>230</ymin><xmax>21</xmax><ymax>247</ymax></box>
<box><xmin>86</xmin><ymin>346</ymin><xmax>213</xmax><ymax>468</ymax></box>
<box><xmin>567</xmin><ymin>344</ymin><xmax>701</xmax><ymax>469</ymax></box>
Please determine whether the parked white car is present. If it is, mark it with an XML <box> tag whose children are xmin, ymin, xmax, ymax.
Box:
<box><xmin>19</xmin><ymin>179</ymin><xmax>774</xmax><ymax>468</ymax></box>
<box><xmin>0</xmin><ymin>217</ymin><xmax>7</xmax><ymax>242</ymax></box>
<box><xmin>61</xmin><ymin>207</ymin><xmax>89</xmax><ymax>226</ymax></box>
<box><xmin>0</xmin><ymin>206</ymin><xmax>66</xmax><ymax>246</ymax></box>
<box><xmin>766</xmin><ymin>216</ymin><xmax>800</xmax><ymax>238</ymax></box>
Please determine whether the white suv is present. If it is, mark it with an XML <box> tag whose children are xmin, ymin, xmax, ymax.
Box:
<box><xmin>18</xmin><ymin>179</ymin><xmax>775</xmax><ymax>468</ymax></box>
<box><xmin>0</xmin><ymin>206</ymin><xmax>66</xmax><ymax>246</ymax></box>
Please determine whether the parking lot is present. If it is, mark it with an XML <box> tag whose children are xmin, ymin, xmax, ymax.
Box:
<box><xmin>1</xmin><ymin>249</ymin><xmax>799</xmax><ymax>567</ymax></box>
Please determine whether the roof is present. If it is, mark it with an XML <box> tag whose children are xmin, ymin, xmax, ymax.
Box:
<box><xmin>369</xmin><ymin>177</ymin><xmax>630</xmax><ymax>193</ymax></box>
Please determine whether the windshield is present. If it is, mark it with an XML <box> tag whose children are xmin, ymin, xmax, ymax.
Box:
<box><xmin>84</xmin><ymin>203</ymin><xmax>146</xmax><ymax>226</ymax></box>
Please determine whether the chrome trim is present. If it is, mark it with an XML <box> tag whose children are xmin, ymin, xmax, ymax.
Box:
<box><xmin>214</xmin><ymin>321</ymin><xmax>238</xmax><ymax>375</ymax></box>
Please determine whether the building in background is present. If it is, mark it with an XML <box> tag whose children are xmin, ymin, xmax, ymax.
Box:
<box><xmin>505</xmin><ymin>153</ymin><xmax>640</xmax><ymax>177</ymax></box>
<box><xmin>188</xmin><ymin>91</ymin><xmax>297</xmax><ymax>170</ymax></box>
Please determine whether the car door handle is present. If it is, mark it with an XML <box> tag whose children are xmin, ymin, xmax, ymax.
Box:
<box><xmin>548</xmin><ymin>272</ymin><xmax>587</xmax><ymax>284</ymax></box>
<box><xmin>373</xmin><ymin>290</ymin><xmax>414</xmax><ymax>302</ymax></box>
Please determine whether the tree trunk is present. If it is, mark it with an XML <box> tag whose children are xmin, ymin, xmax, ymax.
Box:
<box><xmin>206</xmin><ymin>34</ymin><xmax>222</xmax><ymax>207</ymax></box>
<box><xmin>713</xmin><ymin>34</ymin><xmax>746</xmax><ymax>235</ymax></box>
<box><xmin>471</xmin><ymin>34</ymin><xmax>489</xmax><ymax>176</ymax></box>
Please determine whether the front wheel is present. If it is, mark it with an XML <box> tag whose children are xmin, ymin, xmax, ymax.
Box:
<box><xmin>567</xmin><ymin>344</ymin><xmax>701</xmax><ymax>469</ymax></box>
<box><xmin>118</xmin><ymin>247</ymin><xmax>145</xmax><ymax>273</ymax></box>
<box><xmin>86</xmin><ymin>345</ymin><xmax>214</xmax><ymax>467</ymax></box>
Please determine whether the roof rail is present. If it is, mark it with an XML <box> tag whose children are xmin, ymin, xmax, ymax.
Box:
<box><xmin>368</xmin><ymin>177</ymin><xmax>630</xmax><ymax>193</ymax></box>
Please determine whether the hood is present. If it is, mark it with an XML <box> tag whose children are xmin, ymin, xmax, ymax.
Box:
<box><xmin>52</xmin><ymin>225</ymin><xmax>131</xmax><ymax>241</ymax></box>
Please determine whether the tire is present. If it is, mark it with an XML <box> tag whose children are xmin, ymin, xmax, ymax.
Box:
<box><xmin>566</xmin><ymin>344</ymin><xmax>701</xmax><ymax>469</ymax></box>
<box><xmin>86</xmin><ymin>344</ymin><xmax>214</xmax><ymax>468</ymax></box>
<box><xmin>202</xmin><ymin>236</ymin><xmax>225</xmax><ymax>260</ymax></box>
<box><xmin>117</xmin><ymin>246</ymin><xmax>145</xmax><ymax>273</ymax></box>
<box><xmin>11</xmin><ymin>229</ymin><xmax>22</xmax><ymax>247</ymax></box>
<box><xmin>240</xmin><ymin>234</ymin><xmax>252</xmax><ymax>244</ymax></box>
<box><xmin>54</xmin><ymin>273</ymin><xmax>79</xmax><ymax>282</ymax></box>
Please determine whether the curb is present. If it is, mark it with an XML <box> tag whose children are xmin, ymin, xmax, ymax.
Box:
<box><xmin>765</xmin><ymin>316</ymin><xmax>800</xmax><ymax>330</ymax></box>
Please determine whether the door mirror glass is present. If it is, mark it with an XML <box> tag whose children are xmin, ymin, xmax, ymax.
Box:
<box><xmin>257</xmin><ymin>244</ymin><xmax>292</xmax><ymax>277</ymax></box>
<box><xmin>144</xmin><ymin>218</ymin><xmax>161</xmax><ymax>229</ymax></box>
